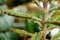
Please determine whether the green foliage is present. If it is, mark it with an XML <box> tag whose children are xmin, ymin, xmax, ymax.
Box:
<box><xmin>0</xmin><ymin>15</ymin><xmax>13</xmax><ymax>32</ymax></box>
<box><xmin>25</xmin><ymin>19</ymin><xmax>35</xmax><ymax>33</ymax></box>
<box><xmin>0</xmin><ymin>32</ymin><xmax>18</xmax><ymax>40</ymax></box>
<box><xmin>31</xmin><ymin>12</ymin><xmax>42</xmax><ymax>18</ymax></box>
<box><xmin>58</xmin><ymin>3</ymin><xmax>60</xmax><ymax>8</ymax></box>
<box><xmin>54</xmin><ymin>10</ymin><xmax>60</xmax><ymax>15</ymax></box>
<box><xmin>50</xmin><ymin>3</ymin><xmax>55</xmax><ymax>8</ymax></box>
<box><xmin>30</xmin><ymin>32</ymin><xmax>42</xmax><ymax>40</ymax></box>
<box><xmin>0</xmin><ymin>2</ymin><xmax>60</xmax><ymax>40</ymax></box>
<box><xmin>25</xmin><ymin>19</ymin><xmax>40</xmax><ymax>33</ymax></box>
<box><xmin>13</xmin><ymin>29</ymin><xmax>33</xmax><ymax>36</ymax></box>
<box><xmin>0</xmin><ymin>33</ymin><xmax>8</xmax><ymax>40</ymax></box>
<box><xmin>51</xmin><ymin>32</ymin><xmax>60</xmax><ymax>40</ymax></box>
<box><xmin>5</xmin><ymin>32</ymin><xmax>18</xmax><ymax>40</ymax></box>
<box><xmin>0</xmin><ymin>2</ymin><xmax>19</xmax><ymax>40</ymax></box>
<box><xmin>46</xmin><ymin>17</ymin><xmax>53</xmax><ymax>28</ymax></box>
<box><xmin>0</xmin><ymin>9</ymin><xmax>41</xmax><ymax>33</ymax></box>
<box><xmin>54</xmin><ymin>16</ymin><xmax>60</xmax><ymax>21</ymax></box>
<box><xmin>46</xmin><ymin>23</ymin><xmax>51</xmax><ymax>28</ymax></box>
<box><xmin>0</xmin><ymin>0</ymin><xmax>6</xmax><ymax>5</ymax></box>
<box><xmin>24</xmin><ymin>12</ymin><xmax>42</xmax><ymax>33</ymax></box>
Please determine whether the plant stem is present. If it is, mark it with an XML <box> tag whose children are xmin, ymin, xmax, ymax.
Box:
<box><xmin>0</xmin><ymin>9</ymin><xmax>42</xmax><ymax>23</ymax></box>
<box><xmin>41</xmin><ymin>0</ymin><xmax>48</xmax><ymax>40</ymax></box>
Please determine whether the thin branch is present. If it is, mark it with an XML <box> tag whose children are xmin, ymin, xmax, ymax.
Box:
<box><xmin>48</xmin><ymin>0</ymin><xmax>59</xmax><ymax>12</ymax></box>
<box><xmin>46</xmin><ymin>21</ymin><xmax>60</xmax><ymax>26</ymax></box>
<box><xmin>40</xmin><ymin>0</ymin><xmax>48</xmax><ymax>40</ymax></box>
<box><xmin>0</xmin><ymin>9</ymin><xmax>42</xmax><ymax>23</ymax></box>
<box><xmin>41</xmin><ymin>0</ymin><xmax>49</xmax><ymax>22</ymax></box>
<box><xmin>47</xmin><ymin>25</ymin><xmax>57</xmax><ymax>31</ymax></box>
<box><xmin>46</xmin><ymin>11</ymin><xmax>55</xmax><ymax>20</ymax></box>
<box><xmin>33</xmin><ymin>0</ymin><xmax>44</xmax><ymax>13</ymax></box>
<box><xmin>49</xmin><ymin>5</ymin><xmax>59</xmax><ymax>12</ymax></box>
<box><xmin>47</xmin><ymin>6</ymin><xmax>59</xmax><ymax>20</ymax></box>
<box><xmin>34</xmin><ymin>0</ymin><xmax>40</xmax><ymax>6</ymax></box>
<box><xmin>11</xmin><ymin>29</ymin><xmax>34</xmax><ymax>36</ymax></box>
<box><xmin>46</xmin><ymin>21</ymin><xmax>60</xmax><ymax>31</ymax></box>
<box><xmin>30</xmin><ymin>31</ymin><xmax>43</xmax><ymax>40</ymax></box>
<box><xmin>41</xmin><ymin>0</ymin><xmax>48</xmax><ymax>29</ymax></box>
<box><xmin>43</xmin><ymin>0</ymin><xmax>48</xmax><ymax>9</ymax></box>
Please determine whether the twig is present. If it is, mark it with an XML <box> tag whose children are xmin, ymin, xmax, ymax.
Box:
<box><xmin>46</xmin><ymin>21</ymin><xmax>60</xmax><ymax>31</ymax></box>
<box><xmin>41</xmin><ymin>0</ymin><xmax>48</xmax><ymax>40</ymax></box>
<box><xmin>46</xmin><ymin>21</ymin><xmax>60</xmax><ymax>26</ymax></box>
<box><xmin>49</xmin><ymin>5</ymin><xmax>58</xmax><ymax>12</ymax></box>
<box><xmin>47</xmin><ymin>25</ymin><xmax>57</xmax><ymax>31</ymax></box>
<box><xmin>34</xmin><ymin>0</ymin><xmax>44</xmax><ymax>13</ymax></box>
<box><xmin>0</xmin><ymin>9</ymin><xmax>42</xmax><ymax>23</ymax></box>
<box><xmin>46</xmin><ymin>11</ymin><xmax>55</xmax><ymax>20</ymax></box>
<box><xmin>11</xmin><ymin>29</ymin><xmax>34</xmax><ymax>36</ymax></box>
<box><xmin>46</xmin><ymin>6</ymin><xmax>59</xmax><ymax>20</ymax></box>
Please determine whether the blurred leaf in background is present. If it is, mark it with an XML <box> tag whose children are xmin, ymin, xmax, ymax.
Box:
<box><xmin>51</xmin><ymin>32</ymin><xmax>60</xmax><ymax>40</ymax></box>
<box><xmin>0</xmin><ymin>0</ymin><xmax>19</xmax><ymax>40</ymax></box>
<box><xmin>0</xmin><ymin>0</ymin><xmax>7</xmax><ymax>5</ymax></box>
<box><xmin>0</xmin><ymin>32</ymin><xmax>18</xmax><ymax>40</ymax></box>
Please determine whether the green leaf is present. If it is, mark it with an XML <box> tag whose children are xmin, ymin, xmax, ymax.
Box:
<box><xmin>25</xmin><ymin>19</ymin><xmax>40</xmax><ymax>33</ymax></box>
<box><xmin>5</xmin><ymin>32</ymin><xmax>18</xmax><ymax>40</ymax></box>
<box><xmin>25</xmin><ymin>19</ymin><xmax>35</xmax><ymax>33</ymax></box>
<box><xmin>24</xmin><ymin>12</ymin><xmax>41</xmax><ymax>33</ymax></box>
<box><xmin>0</xmin><ymin>14</ymin><xmax>13</xmax><ymax>32</ymax></box>
<box><xmin>0</xmin><ymin>33</ymin><xmax>8</xmax><ymax>40</ymax></box>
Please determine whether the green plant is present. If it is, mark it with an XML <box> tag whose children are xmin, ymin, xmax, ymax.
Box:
<box><xmin>51</xmin><ymin>32</ymin><xmax>60</xmax><ymax>40</ymax></box>
<box><xmin>0</xmin><ymin>0</ymin><xmax>60</xmax><ymax>40</ymax></box>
